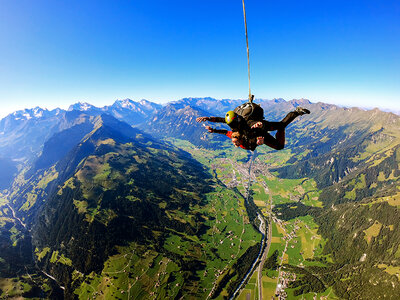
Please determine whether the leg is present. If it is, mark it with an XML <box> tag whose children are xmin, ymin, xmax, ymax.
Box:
<box><xmin>261</xmin><ymin>121</ymin><xmax>285</xmax><ymax>131</ymax></box>
<box><xmin>262</xmin><ymin>131</ymin><xmax>285</xmax><ymax>150</ymax></box>
<box><xmin>280</xmin><ymin>111</ymin><xmax>299</xmax><ymax>127</ymax></box>
<box><xmin>262</xmin><ymin>112</ymin><xmax>298</xmax><ymax>130</ymax></box>
<box><xmin>262</xmin><ymin>107</ymin><xmax>310</xmax><ymax>130</ymax></box>
<box><xmin>281</xmin><ymin>107</ymin><xmax>310</xmax><ymax>127</ymax></box>
<box><xmin>275</xmin><ymin>129</ymin><xmax>285</xmax><ymax>149</ymax></box>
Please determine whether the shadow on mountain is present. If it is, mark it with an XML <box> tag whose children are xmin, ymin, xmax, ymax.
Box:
<box><xmin>26</xmin><ymin>114</ymin><xmax>213</xmax><ymax>294</ymax></box>
<box><xmin>0</xmin><ymin>157</ymin><xmax>17</xmax><ymax>189</ymax></box>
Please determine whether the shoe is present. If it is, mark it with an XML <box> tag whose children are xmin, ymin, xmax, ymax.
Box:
<box><xmin>295</xmin><ymin>107</ymin><xmax>310</xmax><ymax>115</ymax></box>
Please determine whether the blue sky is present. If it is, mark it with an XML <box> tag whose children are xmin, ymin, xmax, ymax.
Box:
<box><xmin>0</xmin><ymin>0</ymin><xmax>399</xmax><ymax>117</ymax></box>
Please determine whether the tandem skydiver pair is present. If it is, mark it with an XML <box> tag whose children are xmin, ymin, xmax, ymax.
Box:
<box><xmin>196</xmin><ymin>101</ymin><xmax>310</xmax><ymax>151</ymax></box>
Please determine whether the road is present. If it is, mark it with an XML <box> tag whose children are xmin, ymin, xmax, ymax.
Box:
<box><xmin>6</xmin><ymin>203</ymin><xmax>27</xmax><ymax>229</ymax></box>
<box><xmin>257</xmin><ymin>171</ymin><xmax>275</xmax><ymax>300</ymax></box>
<box><xmin>5</xmin><ymin>202</ymin><xmax>67</xmax><ymax>293</ymax></box>
<box><xmin>230</xmin><ymin>226</ymin><xmax>266</xmax><ymax>300</ymax></box>
<box><xmin>258</xmin><ymin>216</ymin><xmax>272</xmax><ymax>300</ymax></box>
<box><xmin>42</xmin><ymin>271</ymin><xmax>66</xmax><ymax>290</ymax></box>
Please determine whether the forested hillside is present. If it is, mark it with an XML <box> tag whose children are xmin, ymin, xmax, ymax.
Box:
<box><xmin>1</xmin><ymin>97</ymin><xmax>399</xmax><ymax>299</ymax></box>
<box><xmin>270</xmin><ymin>102</ymin><xmax>400</xmax><ymax>299</ymax></box>
<box><xmin>1</xmin><ymin>110</ymin><xmax>261</xmax><ymax>298</ymax></box>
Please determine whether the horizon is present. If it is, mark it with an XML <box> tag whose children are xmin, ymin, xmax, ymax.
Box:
<box><xmin>1</xmin><ymin>96</ymin><xmax>399</xmax><ymax>120</ymax></box>
<box><xmin>1</xmin><ymin>0</ymin><xmax>399</xmax><ymax>118</ymax></box>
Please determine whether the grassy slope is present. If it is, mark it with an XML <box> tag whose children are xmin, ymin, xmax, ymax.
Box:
<box><xmin>3</xmin><ymin>103</ymin><xmax>400</xmax><ymax>299</ymax></box>
<box><xmin>31</xmin><ymin>135</ymin><xmax>261</xmax><ymax>299</ymax></box>
<box><xmin>170</xmin><ymin>139</ymin><xmax>335</xmax><ymax>299</ymax></box>
<box><xmin>170</xmin><ymin>104</ymin><xmax>400</xmax><ymax>299</ymax></box>
<box><xmin>263</xmin><ymin>106</ymin><xmax>400</xmax><ymax>298</ymax></box>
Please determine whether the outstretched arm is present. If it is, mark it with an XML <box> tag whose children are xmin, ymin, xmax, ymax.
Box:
<box><xmin>196</xmin><ymin>117</ymin><xmax>226</xmax><ymax>123</ymax></box>
<box><xmin>204</xmin><ymin>126</ymin><xmax>228</xmax><ymax>135</ymax></box>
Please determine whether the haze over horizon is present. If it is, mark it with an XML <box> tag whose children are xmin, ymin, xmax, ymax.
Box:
<box><xmin>2</xmin><ymin>97</ymin><xmax>399</xmax><ymax>120</ymax></box>
<box><xmin>0</xmin><ymin>0</ymin><xmax>399</xmax><ymax>118</ymax></box>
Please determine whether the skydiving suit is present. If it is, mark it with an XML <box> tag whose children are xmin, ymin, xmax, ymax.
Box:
<box><xmin>205</xmin><ymin>109</ymin><xmax>303</xmax><ymax>151</ymax></box>
<box><xmin>209</xmin><ymin>128</ymin><xmax>255</xmax><ymax>150</ymax></box>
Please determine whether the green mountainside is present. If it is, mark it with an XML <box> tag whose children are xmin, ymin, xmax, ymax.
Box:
<box><xmin>145</xmin><ymin>102</ymin><xmax>228</xmax><ymax>149</ymax></box>
<box><xmin>267</xmin><ymin>103</ymin><xmax>400</xmax><ymax>299</ymax></box>
<box><xmin>1</xmin><ymin>98</ymin><xmax>400</xmax><ymax>299</ymax></box>
<box><xmin>160</xmin><ymin>99</ymin><xmax>400</xmax><ymax>299</ymax></box>
<box><xmin>1</xmin><ymin>113</ymin><xmax>261</xmax><ymax>299</ymax></box>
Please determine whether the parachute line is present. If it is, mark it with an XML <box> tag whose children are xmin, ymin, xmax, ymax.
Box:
<box><xmin>242</xmin><ymin>0</ymin><xmax>252</xmax><ymax>103</ymax></box>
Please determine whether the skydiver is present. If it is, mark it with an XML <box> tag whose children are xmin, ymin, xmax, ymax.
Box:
<box><xmin>197</xmin><ymin>106</ymin><xmax>310</xmax><ymax>151</ymax></box>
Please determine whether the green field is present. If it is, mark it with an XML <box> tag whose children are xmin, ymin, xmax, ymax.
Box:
<box><xmin>72</xmin><ymin>163</ymin><xmax>261</xmax><ymax>299</ymax></box>
<box><xmin>30</xmin><ymin>138</ymin><xmax>332</xmax><ymax>299</ymax></box>
<box><xmin>184</xmin><ymin>142</ymin><xmax>334</xmax><ymax>299</ymax></box>
<box><xmin>237</xmin><ymin>272</ymin><xmax>259</xmax><ymax>300</ymax></box>
<box><xmin>286</xmin><ymin>286</ymin><xmax>340</xmax><ymax>299</ymax></box>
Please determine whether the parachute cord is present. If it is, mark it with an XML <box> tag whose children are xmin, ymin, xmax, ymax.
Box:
<box><xmin>242</xmin><ymin>0</ymin><xmax>253</xmax><ymax>104</ymax></box>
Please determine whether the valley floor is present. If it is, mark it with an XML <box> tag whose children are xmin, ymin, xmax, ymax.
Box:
<box><xmin>172</xmin><ymin>139</ymin><xmax>340</xmax><ymax>300</ymax></box>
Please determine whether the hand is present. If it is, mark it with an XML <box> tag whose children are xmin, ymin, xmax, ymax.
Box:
<box><xmin>196</xmin><ymin>117</ymin><xmax>209</xmax><ymax>123</ymax></box>
<box><xmin>257</xmin><ymin>136</ymin><xmax>264</xmax><ymax>145</ymax></box>
<box><xmin>205</xmin><ymin>126</ymin><xmax>214</xmax><ymax>133</ymax></box>
<box><xmin>251</xmin><ymin>121</ymin><xmax>263</xmax><ymax>129</ymax></box>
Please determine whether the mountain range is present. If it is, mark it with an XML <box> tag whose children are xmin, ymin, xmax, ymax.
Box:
<box><xmin>1</xmin><ymin>97</ymin><xmax>400</xmax><ymax>299</ymax></box>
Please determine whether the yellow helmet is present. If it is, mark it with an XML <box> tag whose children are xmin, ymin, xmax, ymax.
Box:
<box><xmin>225</xmin><ymin>111</ymin><xmax>238</xmax><ymax>125</ymax></box>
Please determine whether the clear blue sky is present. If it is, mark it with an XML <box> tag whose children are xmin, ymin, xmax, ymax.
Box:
<box><xmin>0</xmin><ymin>0</ymin><xmax>399</xmax><ymax>117</ymax></box>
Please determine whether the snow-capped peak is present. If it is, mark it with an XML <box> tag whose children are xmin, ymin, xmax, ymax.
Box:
<box><xmin>33</xmin><ymin>107</ymin><xmax>45</xmax><ymax>118</ymax></box>
<box><xmin>9</xmin><ymin>107</ymin><xmax>48</xmax><ymax>121</ymax></box>
<box><xmin>116</xmin><ymin>99</ymin><xmax>136</xmax><ymax>109</ymax></box>
<box><xmin>68</xmin><ymin>102</ymin><xmax>98</xmax><ymax>111</ymax></box>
